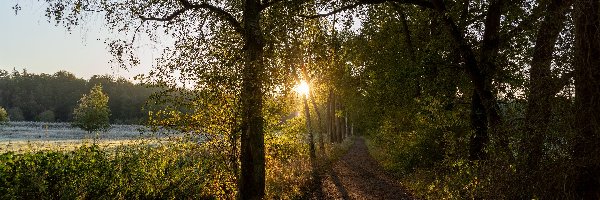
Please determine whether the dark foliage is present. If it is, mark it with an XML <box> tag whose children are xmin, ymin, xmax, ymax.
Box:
<box><xmin>0</xmin><ymin>69</ymin><xmax>154</xmax><ymax>124</ymax></box>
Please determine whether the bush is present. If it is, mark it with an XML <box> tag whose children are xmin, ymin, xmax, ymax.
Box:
<box><xmin>0</xmin><ymin>107</ymin><xmax>8</xmax><ymax>123</ymax></box>
<box><xmin>73</xmin><ymin>85</ymin><xmax>110</xmax><ymax>133</ymax></box>
<box><xmin>0</xmin><ymin>143</ymin><xmax>224</xmax><ymax>199</ymax></box>
<box><xmin>36</xmin><ymin>110</ymin><xmax>56</xmax><ymax>122</ymax></box>
<box><xmin>7</xmin><ymin>107</ymin><xmax>24</xmax><ymax>121</ymax></box>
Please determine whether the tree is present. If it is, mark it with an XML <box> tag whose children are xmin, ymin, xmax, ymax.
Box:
<box><xmin>522</xmin><ymin>0</ymin><xmax>572</xmax><ymax>195</ymax></box>
<box><xmin>572</xmin><ymin>0</ymin><xmax>600</xmax><ymax>197</ymax></box>
<box><xmin>37</xmin><ymin>0</ymin><xmax>312</xmax><ymax>198</ymax></box>
<box><xmin>0</xmin><ymin>106</ymin><xmax>8</xmax><ymax>123</ymax></box>
<box><xmin>37</xmin><ymin>110</ymin><xmax>56</xmax><ymax>122</ymax></box>
<box><xmin>7</xmin><ymin>107</ymin><xmax>24</xmax><ymax>121</ymax></box>
<box><xmin>73</xmin><ymin>85</ymin><xmax>111</xmax><ymax>134</ymax></box>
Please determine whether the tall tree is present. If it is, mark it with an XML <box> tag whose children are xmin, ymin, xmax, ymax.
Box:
<box><xmin>573</xmin><ymin>0</ymin><xmax>600</xmax><ymax>197</ymax></box>
<box><xmin>37</xmin><ymin>0</ymin><xmax>311</xmax><ymax>199</ymax></box>
<box><xmin>523</xmin><ymin>0</ymin><xmax>572</xmax><ymax>195</ymax></box>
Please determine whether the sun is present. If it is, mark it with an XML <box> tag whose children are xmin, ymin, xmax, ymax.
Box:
<box><xmin>295</xmin><ymin>80</ymin><xmax>310</xmax><ymax>96</ymax></box>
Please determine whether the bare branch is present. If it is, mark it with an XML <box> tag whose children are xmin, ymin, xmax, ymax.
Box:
<box><xmin>140</xmin><ymin>0</ymin><xmax>243</xmax><ymax>34</ymax></box>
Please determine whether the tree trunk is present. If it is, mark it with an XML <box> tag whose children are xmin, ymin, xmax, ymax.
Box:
<box><xmin>573</xmin><ymin>0</ymin><xmax>600</xmax><ymax>197</ymax></box>
<box><xmin>344</xmin><ymin>114</ymin><xmax>348</xmax><ymax>139</ymax></box>
<box><xmin>309</xmin><ymin>94</ymin><xmax>325</xmax><ymax>152</ymax></box>
<box><xmin>328</xmin><ymin>89</ymin><xmax>334</xmax><ymax>143</ymax></box>
<box><xmin>331</xmin><ymin>93</ymin><xmax>340</xmax><ymax>143</ymax></box>
<box><xmin>303</xmin><ymin>96</ymin><xmax>318</xmax><ymax>182</ymax></box>
<box><xmin>432</xmin><ymin>0</ymin><xmax>504</xmax><ymax>154</ymax></box>
<box><xmin>469</xmin><ymin>91</ymin><xmax>489</xmax><ymax>160</ymax></box>
<box><xmin>239</xmin><ymin>0</ymin><xmax>265</xmax><ymax>199</ymax></box>
<box><xmin>523</xmin><ymin>0</ymin><xmax>572</xmax><ymax>194</ymax></box>
<box><xmin>336</xmin><ymin>97</ymin><xmax>342</xmax><ymax>142</ymax></box>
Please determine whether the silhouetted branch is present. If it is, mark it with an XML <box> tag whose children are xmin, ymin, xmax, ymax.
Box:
<box><xmin>260</xmin><ymin>0</ymin><xmax>285</xmax><ymax>10</ymax></box>
<box><xmin>140</xmin><ymin>0</ymin><xmax>243</xmax><ymax>34</ymax></box>
<box><xmin>299</xmin><ymin>0</ymin><xmax>433</xmax><ymax>19</ymax></box>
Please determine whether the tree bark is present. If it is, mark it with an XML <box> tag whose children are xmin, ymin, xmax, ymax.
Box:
<box><xmin>239</xmin><ymin>0</ymin><xmax>266</xmax><ymax>199</ymax></box>
<box><xmin>573</xmin><ymin>0</ymin><xmax>600</xmax><ymax>197</ymax></box>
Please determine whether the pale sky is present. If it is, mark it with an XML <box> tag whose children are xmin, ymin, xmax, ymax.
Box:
<box><xmin>0</xmin><ymin>1</ymin><xmax>153</xmax><ymax>80</ymax></box>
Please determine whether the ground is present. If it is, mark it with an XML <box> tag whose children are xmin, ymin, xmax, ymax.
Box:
<box><xmin>315</xmin><ymin>137</ymin><xmax>416</xmax><ymax>200</ymax></box>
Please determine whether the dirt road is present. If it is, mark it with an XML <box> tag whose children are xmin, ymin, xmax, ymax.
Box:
<box><xmin>316</xmin><ymin>138</ymin><xmax>415</xmax><ymax>200</ymax></box>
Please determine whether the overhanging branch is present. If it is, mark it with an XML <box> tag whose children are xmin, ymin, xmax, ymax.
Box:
<box><xmin>299</xmin><ymin>0</ymin><xmax>433</xmax><ymax>19</ymax></box>
<box><xmin>140</xmin><ymin>0</ymin><xmax>243</xmax><ymax>34</ymax></box>
<box><xmin>260</xmin><ymin>0</ymin><xmax>285</xmax><ymax>10</ymax></box>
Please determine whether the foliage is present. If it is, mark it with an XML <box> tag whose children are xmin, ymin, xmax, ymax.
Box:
<box><xmin>331</xmin><ymin>1</ymin><xmax>584</xmax><ymax>199</ymax></box>
<box><xmin>0</xmin><ymin>114</ymin><xmax>327</xmax><ymax>199</ymax></box>
<box><xmin>0</xmin><ymin>107</ymin><xmax>8</xmax><ymax>123</ymax></box>
<box><xmin>0</xmin><ymin>70</ymin><xmax>153</xmax><ymax>123</ymax></box>
<box><xmin>0</xmin><ymin>143</ymin><xmax>227</xmax><ymax>199</ymax></box>
<box><xmin>6</xmin><ymin>107</ymin><xmax>24</xmax><ymax>122</ymax></box>
<box><xmin>36</xmin><ymin>110</ymin><xmax>55</xmax><ymax>122</ymax></box>
<box><xmin>72</xmin><ymin>85</ymin><xmax>111</xmax><ymax>134</ymax></box>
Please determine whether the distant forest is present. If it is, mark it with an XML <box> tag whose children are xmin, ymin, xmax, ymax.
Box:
<box><xmin>0</xmin><ymin>69</ymin><xmax>154</xmax><ymax>124</ymax></box>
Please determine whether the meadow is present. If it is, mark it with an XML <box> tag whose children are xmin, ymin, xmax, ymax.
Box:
<box><xmin>0</xmin><ymin>119</ymin><xmax>322</xmax><ymax>199</ymax></box>
<box><xmin>0</xmin><ymin>121</ymin><xmax>159</xmax><ymax>153</ymax></box>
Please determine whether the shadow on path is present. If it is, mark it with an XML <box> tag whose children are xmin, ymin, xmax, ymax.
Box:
<box><xmin>319</xmin><ymin>137</ymin><xmax>415</xmax><ymax>200</ymax></box>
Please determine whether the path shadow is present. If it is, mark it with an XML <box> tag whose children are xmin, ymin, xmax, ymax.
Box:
<box><xmin>329</xmin><ymin>167</ymin><xmax>351</xmax><ymax>199</ymax></box>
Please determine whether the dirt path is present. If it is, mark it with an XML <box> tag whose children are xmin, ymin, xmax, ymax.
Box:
<box><xmin>316</xmin><ymin>137</ymin><xmax>415</xmax><ymax>200</ymax></box>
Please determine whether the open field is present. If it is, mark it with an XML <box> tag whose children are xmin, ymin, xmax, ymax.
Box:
<box><xmin>0</xmin><ymin>121</ymin><xmax>163</xmax><ymax>153</ymax></box>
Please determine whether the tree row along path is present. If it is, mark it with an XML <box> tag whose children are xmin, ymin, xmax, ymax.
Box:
<box><xmin>316</xmin><ymin>137</ymin><xmax>416</xmax><ymax>200</ymax></box>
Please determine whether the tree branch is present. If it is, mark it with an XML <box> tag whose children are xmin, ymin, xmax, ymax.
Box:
<box><xmin>140</xmin><ymin>0</ymin><xmax>243</xmax><ymax>34</ymax></box>
<box><xmin>260</xmin><ymin>0</ymin><xmax>285</xmax><ymax>10</ymax></box>
<box><xmin>300</xmin><ymin>0</ymin><xmax>433</xmax><ymax>19</ymax></box>
<box><xmin>300</xmin><ymin>2</ymin><xmax>363</xmax><ymax>19</ymax></box>
<box><xmin>140</xmin><ymin>8</ymin><xmax>188</xmax><ymax>22</ymax></box>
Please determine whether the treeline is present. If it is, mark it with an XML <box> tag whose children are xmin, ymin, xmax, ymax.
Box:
<box><xmin>0</xmin><ymin>69</ymin><xmax>154</xmax><ymax>124</ymax></box>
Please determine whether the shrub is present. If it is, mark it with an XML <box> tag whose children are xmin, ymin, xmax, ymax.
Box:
<box><xmin>36</xmin><ymin>110</ymin><xmax>56</xmax><ymax>122</ymax></box>
<box><xmin>73</xmin><ymin>85</ymin><xmax>110</xmax><ymax>134</ymax></box>
<box><xmin>7</xmin><ymin>107</ymin><xmax>24</xmax><ymax>121</ymax></box>
<box><xmin>0</xmin><ymin>107</ymin><xmax>8</xmax><ymax>123</ymax></box>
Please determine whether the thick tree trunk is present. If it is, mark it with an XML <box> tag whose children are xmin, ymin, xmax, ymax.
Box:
<box><xmin>523</xmin><ymin>0</ymin><xmax>572</xmax><ymax>194</ymax></box>
<box><xmin>477</xmin><ymin>0</ymin><xmax>504</xmax><ymax>148</ymax></box>
<box><xmin>573</xmin><ymin>0</ymin><xmax>600</xmax><ymax>198</ymax></box>
<box><xmin>432</xmin><ymin>0</ymin><xmax>504</xmax><ymax>156</ymax></box>
<box><xmin>239</xmin><ymin>0</ymin><xmax>265</xmax><ymax>199</ymax></box>
<box><xmin>469</xmin><ymin>91</ymin><xmax>489</xmax><ymax>160</ymax></box>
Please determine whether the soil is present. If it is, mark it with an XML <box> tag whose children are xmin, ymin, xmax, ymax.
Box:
<box><xmin>312</xmin><ymin>137</ymin><xmax>416</xmax><ymax>200</ymax></box>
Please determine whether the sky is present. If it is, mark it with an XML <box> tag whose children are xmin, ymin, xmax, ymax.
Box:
<box><xmin>0</xmin><ymin>1</ymin><xmax>153</xmax><ymax>80</ymax></box>
<box><xmin>0</xmin><ymin>1</ymin><xmax>363</xmax><ymax>81</ymax></box>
